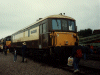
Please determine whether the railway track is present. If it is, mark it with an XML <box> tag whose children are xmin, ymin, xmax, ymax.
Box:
<box><xmin>58</xmin><ymin>64</ymin><xmax>100</xmax><ymax>75</ymax></box>
<box><xmin>51</xmin><ymin>62</ymin><xmax>100</xmax><ymax>75</ymax></box>
<box><xmin>87</xmin><ymin>54</ymin><xmax>100</xmax><ymax>61</ymax></box>
<box><xmin>32</xmin><ymin>58</ymin><xmax>100</xmax><ymax>75</ymax></box>
<box><xmin>19</xmin><ymin>53</ymin><xmax>100</xmax><ymax>75</ymax></box>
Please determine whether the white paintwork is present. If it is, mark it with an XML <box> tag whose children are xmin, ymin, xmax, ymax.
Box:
<box><xmin>12</xmin><ymin>26</ymin><xmax>39</xmax><ymax>43</ymax></box>
<box><xmin>25</xmin><ymin>31</ymin><xmax>28</xmax><ymax>37</ymax></box>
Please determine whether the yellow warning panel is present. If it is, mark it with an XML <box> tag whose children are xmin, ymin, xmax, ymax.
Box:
<box><xmin>6</xmin><ymin>41</ymin><xmax>11</xmax><ymax>46</ymax></box>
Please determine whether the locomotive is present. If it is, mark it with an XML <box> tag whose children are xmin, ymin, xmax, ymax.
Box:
<box><xmin>11</xmin><ymin>13</ymin><xmax>78</xmax><ymax>61</ymax></box>
<box><xmin>0</xmin><ymin>36</ymin><xmax>11</xmax><ymax>52</ymax></box>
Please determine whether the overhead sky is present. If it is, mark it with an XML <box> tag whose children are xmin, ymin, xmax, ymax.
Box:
<box><xmin>0</xmin><ymin>0</ymin><xmax>100</xmax><ymax>39</ymax></box>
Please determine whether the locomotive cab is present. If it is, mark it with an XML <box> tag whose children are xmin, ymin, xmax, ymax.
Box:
<box><xmin>38</xmin><ymin>15</ymin><xmax>78</xmax><ymax>61</ymax></box>
<box><xmin>49</xmin><ymin>18</ymin><xmax>78</xmax><ymax>47</ymax></box>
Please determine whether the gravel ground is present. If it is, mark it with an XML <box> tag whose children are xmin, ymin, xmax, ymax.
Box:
<box><xmin>0</xmin><ymin>53</ymin><xmax>72</xmax><ymax>75</ymax></box>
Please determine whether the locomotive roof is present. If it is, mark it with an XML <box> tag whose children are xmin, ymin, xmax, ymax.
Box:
<box><xmin>46</xmin><ymin>15</ymin><xmax>75</xmax><ymax>20</ymax></box>
<box><xmin>12</xmin><ymin>14</ymin><xmax>75</xmax><ymax>35</ymax></box>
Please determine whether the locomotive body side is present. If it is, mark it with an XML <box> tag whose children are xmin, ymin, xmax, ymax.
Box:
<box><xmin>1</xmin><ymin>36</ymin><xmax>11</xmax><ymax>53</ymax></box>
<box><xmin>11</xmin><ymin>19</ymin><xmax>48</xmax><ymax>49</ymax></box>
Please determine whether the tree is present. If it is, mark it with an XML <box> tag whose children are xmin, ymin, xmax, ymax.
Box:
<box><xmin>78</xmin><ymin>28</ymin><xmax>92</xmax><ymax>37</ymax></box>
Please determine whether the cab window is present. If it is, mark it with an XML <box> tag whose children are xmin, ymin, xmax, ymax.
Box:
<box><xmin>68</xmin><ymin>20</ymin><xmax>75</xmax><ymax>31</ymax></box>
<box><xmin>62</xmin><ymin>20</ymin><xmax>68</xmax><ymax>30</ymax></box>
<box><xmin>43</xmin><ymin>23</ymin><xmax>46</xmax><ymax>33</ymax></box>
<box><xmin>52</xmin><ymin>19</ymin><xmax>61</xmax><ymax>30</ymax></box>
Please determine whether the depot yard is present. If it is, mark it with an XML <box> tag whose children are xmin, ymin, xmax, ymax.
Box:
<box><xmin>0</xmin><ymin>53</ymin><xmax>72</xmax><ymax>75</ymax></box>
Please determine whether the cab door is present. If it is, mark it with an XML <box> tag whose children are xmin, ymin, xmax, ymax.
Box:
<box><xmin>39</xmin><ymin>25</ymin><xmax>42</xmax><ymax>49</ymax></box>
<box><xmin>39</xmin><ymin>23</ymin><xmax>48</xmax><ymax>49</ymax></box>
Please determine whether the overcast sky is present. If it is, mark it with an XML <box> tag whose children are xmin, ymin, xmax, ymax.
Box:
<box><xmin>0</xmin><ymin>0</ymin><xmax>100</xmax><ymax>39</ymax></box>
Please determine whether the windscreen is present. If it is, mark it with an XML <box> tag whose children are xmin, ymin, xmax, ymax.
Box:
<box><xmin>68</xmin><ymin>20</ymin><xmax>75</xmax><ymax>31</ymax></box>
<box><xmin>52</xmin><ymin>19</ymin><xmax>61</xmax><ymax>30</ymax></box>
<box><xmin>52</xmin><ymin>19</ymin><xmax>75</xmax><ymax>31</ymax></box>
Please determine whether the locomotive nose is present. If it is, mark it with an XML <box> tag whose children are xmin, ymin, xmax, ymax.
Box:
<box><xmin>51</xmin><ymin>32</ymin><xmax>77</xmax><ymax>46</ymax></box>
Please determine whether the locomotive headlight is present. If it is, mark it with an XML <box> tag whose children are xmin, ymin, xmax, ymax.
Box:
<box><xmin>66</xmin><ymin>41</ymin><xmax>68</xmax><ymax>44</ymax></box>
<box><xmin>65</xmin><ymin>40</ymin><xmax>68</xmax><ymax>45</ymax></box>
